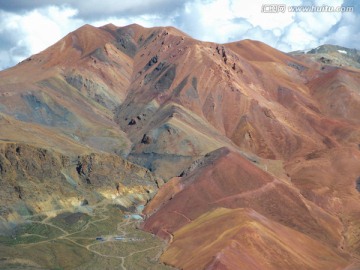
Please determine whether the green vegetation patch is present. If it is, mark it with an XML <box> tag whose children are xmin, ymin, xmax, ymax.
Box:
<box><xmin>0</xmin><ymin>222</ymin><xmax>62</xmax><ymax>246</ymax></box>
<box><xmin>49</xmin><ymin>212</ymin><xmax>91</xmax><ymax>233</ymax></box>
<box><xmin>0</xmin><ymin>204</ymin><xmax>175</xmax><ymax>269</ymax></box>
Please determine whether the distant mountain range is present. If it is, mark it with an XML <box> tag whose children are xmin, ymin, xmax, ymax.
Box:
<box><xmin>292</xmin><ymin>44</ymin><xmax>360</xmax><ymax>68</ymax></box>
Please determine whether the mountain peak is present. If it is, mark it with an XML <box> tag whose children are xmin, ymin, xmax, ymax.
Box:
<box><xmin>290</xmin><ymin>44</ymin><xmax>360</xmax><ymax>69</ymax></box>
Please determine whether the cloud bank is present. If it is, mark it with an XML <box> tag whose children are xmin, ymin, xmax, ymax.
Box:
<box><xmin>0</xmin><ymin>0</ymin><xmax>359</xmax><ymax>69</ymax></box>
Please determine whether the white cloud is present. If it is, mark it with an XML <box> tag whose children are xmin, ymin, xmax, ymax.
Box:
<box><xmin>0</xmin><ymin>6</ymin><xmax>83</xmax><ymax>69</ymax></box>
<box><xmin>282</xmin><ymin>24</ymin><xmax>319</xmax><ymax>50</ymax></box>
<box><xmin>0</xmin><ymin>0</ymin><xmax>183</xmax><ymax>18</ymax></box>
<box><xmin>21</xmin><ymin>7</ymin><xmax>77</xmax><ymax>53</ymax></box>
<box><xmin>0</xmin><ymin>0</ymin><xmax>359</xmax><ymax>69</ymax></box>
<box><xmin>325</xmin><ymin>11</ymin><xmax>360</xmax><ymax>47</ymax></box>
<box><xmin>170</xmin><ymin>0</ymin><xmax>353</xmax><ymax>53</ymax></box>
<box><xmin>231</xmin><ymin>0</ymin><xmax>296</xmax><ymax>29</ymax></box>
<box><xmin>92</xmin><ymin>14</ymin><xmax>174</xmax><ymax>29</ymax></box>
<box><xmin>178</xmin><ymin>0</ymin><xmax>258</xmax><ymax>43</ymax></box>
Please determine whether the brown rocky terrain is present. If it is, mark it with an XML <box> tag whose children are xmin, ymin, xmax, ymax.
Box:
<box><xmin>0</xmin><ymin>142</ymin><xmax>156</xmax><ymax>231</ymax></box>
<box><xmin>1</xmin><ymin>23</ymin><xmax>360</xmax><ymax>269</ymax></box>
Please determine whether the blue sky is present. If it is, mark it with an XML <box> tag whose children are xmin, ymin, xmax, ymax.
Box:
<box><xmin>0</xmin><ymin>0</ymin><xmax>359</xmax><ymax>69</ymax></box>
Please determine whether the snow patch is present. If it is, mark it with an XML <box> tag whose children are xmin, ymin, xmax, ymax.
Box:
<box><xmin>338</xmin><ymin>50</ymin><xmax>347</xmax><ymax>54</ymax></box>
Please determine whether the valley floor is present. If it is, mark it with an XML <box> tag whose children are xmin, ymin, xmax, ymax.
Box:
<box><xmin>0</xmin><ymin>202</ymin><xmax>175</xmax><ymax>270</ymax></box>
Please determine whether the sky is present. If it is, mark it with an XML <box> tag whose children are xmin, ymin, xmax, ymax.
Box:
<box><xmin>0</xmin><ymin>0</ymin><xmax>359</xmax><ymax>70</ymax></box>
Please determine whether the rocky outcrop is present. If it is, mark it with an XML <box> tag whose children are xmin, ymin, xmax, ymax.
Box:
<box><xmin>0</xmin><ymin>143</ymin><xmax>157</xmax><ymax>221</ymax></box>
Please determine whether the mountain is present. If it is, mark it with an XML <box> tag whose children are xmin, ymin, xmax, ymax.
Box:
<box><xmin>1</xmin><ymin>23</ymin><xmax>360</xmax><ymax>269</ymax></box>
<box><xmin>291</xmin><ymin>44</ymin><xmax>360</xmax><ymax>69</ymax></box>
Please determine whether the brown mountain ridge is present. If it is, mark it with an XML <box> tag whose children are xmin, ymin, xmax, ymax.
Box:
<box><xmin>0</xmin><ymin>23</ymin><xmax>360</xmax><ymax>269</ymax></box>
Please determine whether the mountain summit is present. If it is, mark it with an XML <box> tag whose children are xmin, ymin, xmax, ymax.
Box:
<box><xmin>1</xmin><ymin>24</ymin><xmax>360</xmax><ymax>270</ymax></box>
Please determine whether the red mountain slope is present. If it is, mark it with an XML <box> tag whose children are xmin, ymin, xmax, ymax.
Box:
<box><xmin>0</xmin><ymin>23</ymin><xmax>360</xmax><ymax>269</ymax></box>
